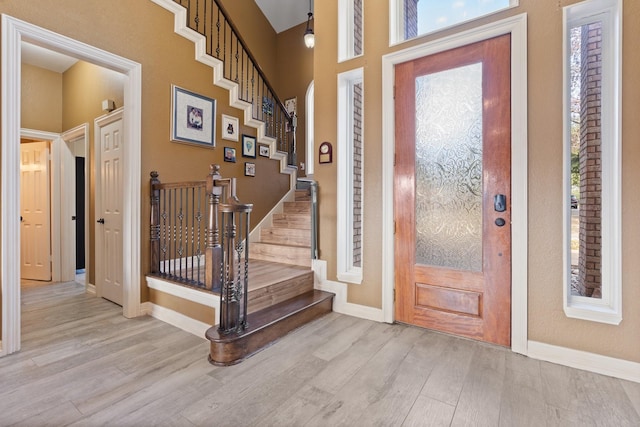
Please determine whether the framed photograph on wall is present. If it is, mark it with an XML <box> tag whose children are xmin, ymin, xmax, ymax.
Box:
<box><xmin>221</xmin><ymin>114</ymin><xmax>239</xmax><ymax>142</ymax></box>
<box><xmin>245</xmin><ymin>162</ymin><xmax>256</xmax><ymax>177</ymax></box>
<box><xmin>242</xmin><ymin>134</ymin><xmax>256</xmax><ymax>158</ymax></box>
<box><xmin>171</xmin><ymin>85</ymin><xmax>216</xmax><ymax>147</ymax></box>
<box><xmin>259</xmin><ymin>145</ymin><xmax>269</xmax><ymax>157</ymax></box>
<box><xmin>223</xmin><ymin>147</ymin><xmax>236</xmax><ymax>163</ymax></box>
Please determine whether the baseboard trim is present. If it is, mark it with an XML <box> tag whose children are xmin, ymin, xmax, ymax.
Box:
<box><xmin>312</xmin><ymin>259</ymin><xmax>384</xmax><ymax>322</ymax></box>
<box><xmin>86</xmin><ymin>283</ymin><xmax>96</xmax><ymax>296</ymax></box>
<box><xmin>142</xmin><ymin>301</ymin><xmax>209</xmax><ymax>340</ymax></box>
<box><xmin>528</xmin><ymin>340</ymin><xmax>640</xmax><ymax>383</ymax></box>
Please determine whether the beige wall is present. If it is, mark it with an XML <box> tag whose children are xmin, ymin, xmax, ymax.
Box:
<box><xmin>0</xmin><ymin>0</ymin><xmax>289</xmax><ymax>319</ymax></box>
<box><xmin>314</xmin><ymin>0</ymin><xmax>640</xmax><ymax>363</ymax></box>
<box><xmin>275</xmin><ymin>21</ymin><xmax>314</xmax><ymax>173</ymax></box>
<box><xmin>21</xmin><ymin>63</ymin><xmax>63</xmax><ymax>132</ymax></box>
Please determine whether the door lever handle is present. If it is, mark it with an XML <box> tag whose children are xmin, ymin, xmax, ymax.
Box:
<box><xmin>494</xmin><ymin>194</ymin><xmax>507</xmax><ymax>212</ymax></box>
<box><xmin>97</xmin><ymin>218</ymin><xmax>105</xmax><ymax>224</ymax></box>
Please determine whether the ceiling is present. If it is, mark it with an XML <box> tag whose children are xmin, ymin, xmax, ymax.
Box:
<box><xmin>255</xmin><ymin>0</ymin><xmax>313</xmax><ymax>33</ymax></box>
<box><xmin>21</xmin><ymin>42</ymin><xmax>78</xmax><ymax>73</ymax></box>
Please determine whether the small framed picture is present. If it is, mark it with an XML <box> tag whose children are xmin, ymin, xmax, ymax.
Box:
<box><xmin>221</xmin><ymin>114</ymin><xmax>239</xmax><ymax>142</ymax></box>
<box><xmin>242</xmin><ymin>134</ymin><xmax>256</xmax><ymax>158</ymax></box>
<box><xmin>259</xmin><ymin>145</ymin><xmax>270</xmax><ymax>157</ymax></box>
<box><xmin>171</xmin><ymin>85</ymin><xmax>216</xmax><ymax>148</ymax></box>
<box><xmin>223</xmin><ymin>147</ymin><xmax>236</xmax><ymax>163</ymax></box>
<box><xmin>244</xmin><ymin>162</ymin><xmax>256</xmax><ymax>177</ymax></box>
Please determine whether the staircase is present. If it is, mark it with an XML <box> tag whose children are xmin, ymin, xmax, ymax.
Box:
<box><xmin>206</xmin><ymin>186</ymin><xmax>332</xmax><ymax>365</ymax></box>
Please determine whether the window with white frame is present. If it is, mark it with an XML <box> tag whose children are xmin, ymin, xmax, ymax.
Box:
<box><xmin>337</xmin><ymin>68</ymin><xmax>364</xmax><ymax>283</ymax></box>
<box><xmin>338</xmin><ymin>0</ymin><xmax>363</xmax><ymax>62</ymax></box>
<box><xmin>390</xmin><ymin>0</ymin><xmax>517</xmax><ymax>45</ymax></box>
<box><xmin>563</xmin><ymin>0</ymin><xmax>622</xmax><ymax>324</ymax></box>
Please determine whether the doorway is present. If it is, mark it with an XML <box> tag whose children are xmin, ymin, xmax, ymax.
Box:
<box><xmin>1</xmin><ymin>15</ymin><xmax>142</xmax><ymax>356</ymax></box>
<box><xmin>394</xmin><ymin>35</ymin><xmax>512</xmax><ymax>346</ymax></box>
<box><xmin>380</xmin><ymin>14</ymin><xmax>528</xmax><ymax>354</ymax></box>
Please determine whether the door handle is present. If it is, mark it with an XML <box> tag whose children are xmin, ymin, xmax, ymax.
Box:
<box><xmin>494</xmin><ymin>194</ymin><xmax>507</xmax><ymax>212</ymax></box>
<box><xmin>97</xmin><ymin>218</ymin><xmax>105</xmax><ymax>224</ymax></box>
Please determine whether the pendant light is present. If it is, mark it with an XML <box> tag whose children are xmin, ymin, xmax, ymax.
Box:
<box><xmin>303</xmin><ymin>0</ymin><xmax>315</xmax><ymax>48</ymax></box>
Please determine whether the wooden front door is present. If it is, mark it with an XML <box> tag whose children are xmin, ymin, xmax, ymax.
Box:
<box><xmin>394</xmin><ymin>35</ymin><xmax>512</xmax><ymax>346</ymax></box>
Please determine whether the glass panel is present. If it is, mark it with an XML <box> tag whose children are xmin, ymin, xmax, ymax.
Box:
<box><xmin>569</xmin><ymin>21</ymin><xmax>603</xmax><ymax>298</ymax></box>
<box><xmin>402</xmin><ymin>0</ymin><xmax>512</xmax><ymax>41</ymax></box>
<box><xmin>415</xmin><ymin>63</ymin><xmax>483</xmax><ymax>271</ymax></box>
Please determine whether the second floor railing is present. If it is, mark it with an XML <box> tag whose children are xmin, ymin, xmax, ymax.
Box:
<box><xmin>172</xmin><ymin>0</ymin><xmax>296</xmax><ymax>166</ymax></box>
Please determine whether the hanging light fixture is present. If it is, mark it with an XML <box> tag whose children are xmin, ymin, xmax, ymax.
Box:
<box><xmin>303</xmin><ymin>0</ymin><xmax>315</xmax><ymax>48</ymax></box>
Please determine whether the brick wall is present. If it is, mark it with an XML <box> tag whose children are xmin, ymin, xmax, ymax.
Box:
<box><xmin>405</xmin><ymin>0</ymin><xmax>419</xmax><ymax>39</ymax></box>
<box><xmin>577</xmin><ymin>22</ymin><xmax>602</xmax><ymax>298</ymax></box>
<box><xmin>353</xmin><ymin>82</ymin><xmax>363</xmax><ymax>267</ymax></box>
<box><xmin>354</xmin><ymin>0</ymin><xmax>363</xmax><ymax>55</ymax></box>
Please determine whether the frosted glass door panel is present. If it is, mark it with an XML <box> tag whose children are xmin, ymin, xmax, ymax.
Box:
<box><xmin>415</xmin><ymin>62</ymin><xmax>483</xmax><ymax>271</ymax></box>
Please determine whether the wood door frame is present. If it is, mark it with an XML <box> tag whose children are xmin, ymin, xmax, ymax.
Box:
<box><xmin>381</xmin><ymin>14</ymin><xmax>529</xmax><ymax>354</ymax></box>
<box><xmin>1</xmin><ymin>15</ymin><xmax>142</xmax><ymax>356</ymax></box>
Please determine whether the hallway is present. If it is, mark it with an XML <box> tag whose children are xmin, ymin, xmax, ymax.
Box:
<box><xmin>1</xmin><ymin>281</ymin><xmax>639</xmax><ymax>426</ymax></box>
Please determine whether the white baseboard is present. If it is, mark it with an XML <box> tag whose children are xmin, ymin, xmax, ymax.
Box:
<box><xmin>141</xmin><ymin>301</ymin><xmax>209</xmax><ymax>340</ymax></box>
<box><xmin>528</xmin><ymin>340</ymin><xmax>640</xmax><ymax>383</ymax></box>
<box><xmin>312</xmin><ymin>259</ymin><xmax>384</xmax><ymax>322</ymax></box>
<box><xmin>146</xmin><ymin>275</ymin><xmax>220</xmax><ymax>325</ymax></box>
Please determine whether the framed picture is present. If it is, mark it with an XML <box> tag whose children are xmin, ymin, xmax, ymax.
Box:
<box><xmin>223</xmin><ymin>147</ymin><xmax>236</xmax><ymax>163</ymax></box>
<box><xmin>221</xmin><ymin>114</ymin><xmax>239</xmax><ymax>142</ymax></box>
<box><xmin>171</xmin><ymin>85</ymin><xmax>216</xmax><ymax>147</ymax></box>
<box><xmin>242</xmin><ymin>134</ymin><xmax>256</xmax><ymax>158</ymax></box>
<box><xmin>245</xmin><ymin>162</ymin><xmax>256</xmax><ymax>177</ymax></box>
<box><xmin>259</xmin><ymin>145</ymin><xmax>270</xmax><ymax>157</ymax></box>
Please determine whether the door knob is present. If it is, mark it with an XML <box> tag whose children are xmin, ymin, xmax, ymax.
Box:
<box><xmin>97</xmin><ymin>218</ymin><xmax>105</xmax><ymax>224</ymax></box>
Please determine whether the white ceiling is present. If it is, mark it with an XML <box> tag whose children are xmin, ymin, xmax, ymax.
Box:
<box><xmin>255</xmin><ymin>0</ymin><xmax>313</xmax><ymax>33</ymax></box>
<box><xmin>21</xmin><ymin>42</ymin><xmax>78</xmax><ymax>73</ymax></box>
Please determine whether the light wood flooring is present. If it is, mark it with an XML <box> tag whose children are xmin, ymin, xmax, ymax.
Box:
<box><xmin>1</xmin><ymin>280</ymin><xmax>639</xmax><ymax>426</ymax></box>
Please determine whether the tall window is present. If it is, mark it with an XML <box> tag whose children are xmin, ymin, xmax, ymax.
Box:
<box><xmin>390</xmin><ymin>0</ymin><xmax>517</xmax><ymax>45</ymax></box>
<box><xmin>563</xmin><ymin>0</ymin><xmax>621</xmax><ymax>324</ymax></box>
<box><xmin>337</xmin><ymin>68</ymin><xmax>364</xmax><ymax>283</ymax></box>
<box><xmin>339</xmin><ymin>0</ymin><xmax>364</xmax><ymax>62</ymax></box>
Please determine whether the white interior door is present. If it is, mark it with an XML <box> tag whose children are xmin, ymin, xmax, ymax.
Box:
<box><xmin>20</xmin><ymin>141</ymin><xmax>52</xmax><ymax>281</ymax></box>
<box><xmin>96</xmin><ymin>108</ymin><xmax>124</xmax><ymax>305</ymax></box>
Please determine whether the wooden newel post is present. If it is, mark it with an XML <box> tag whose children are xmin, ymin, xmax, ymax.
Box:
<box><xmin>206</xmin><ymin>164</ymin><xmax>223</xmax><ymax>291</ymax></box>
<box><xmin>150</xmin><ymin>171</ymin><xmax>161</xmax><ymax>275</ymax></box>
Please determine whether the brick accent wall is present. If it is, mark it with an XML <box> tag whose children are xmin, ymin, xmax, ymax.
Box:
<box><xmin>577</xmin><ymin>22</ymin><xmax>602</xmax><ymax>298</ymax></box>
<box><xmin>353</xmin><ymin>82</ymin><xmax>363</xmax><ymax>267</ymax></box>
<box><xmin>354</xmin><ymin>0</ymin><xmax>363</xmax><ymax>56</ymax></box>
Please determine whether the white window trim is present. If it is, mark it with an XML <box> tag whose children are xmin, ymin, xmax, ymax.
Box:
<box><xmin>306</xmin><ymin>81</ymin><xmax>315</xmax><ymax>176</ymax></box>
<box><xmin>338</xmin><ymin>0</ymin><xmax>363</xmax><ymax>62</ymax></box>
<box><xmin>389</xmin><ymin>0</ymin><xmax>520</xmax><ymax>46</ymax></box>
<box><xmin>337</xmin><ymin>67</ymin><xmax>364</xmax><ymax>284</ymax></box>
<box><xmin>562</xmin><ymin>0</ymin><xmax>622</xmax><ymax>324</ymax></box>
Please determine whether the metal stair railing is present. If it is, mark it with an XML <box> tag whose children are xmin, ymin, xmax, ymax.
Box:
<box><xmin>172</xmin><ymin>0</ymin><xmax>296</xmax><ymax>167</ymax></box>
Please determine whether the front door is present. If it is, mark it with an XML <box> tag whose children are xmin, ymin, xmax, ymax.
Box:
<box><xmin>20</xmin><ymin>140</ymin><xmax>52</xmax><ymax>281</ymax></box>
<box><xmin>394</xmin><ymin>34</ymin><xmax>511</xmax><ymax>346</ymax></box>
<box><xmin>95</xmin><ymin>109</ymin><xmax>124</xmax><ymax>306</ymax></box>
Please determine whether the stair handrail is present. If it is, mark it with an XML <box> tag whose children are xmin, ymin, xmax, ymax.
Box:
<box><xmin>297</xmin><ymin>178</ymin><xmax>319</xmax><ymax>260</ymax></box>
<box><xmin>172</xmin><ymin>0</ymin><xmax>296</xmax><ymax>165</ymax></box>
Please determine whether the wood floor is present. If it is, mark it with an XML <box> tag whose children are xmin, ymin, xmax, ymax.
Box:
<box><xmin>2</xmin><ymin>281</ymin><xmax>639</xmax><ymax>426</ymax></box>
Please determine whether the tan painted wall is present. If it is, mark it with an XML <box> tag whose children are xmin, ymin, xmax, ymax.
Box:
<box><xmin>21</xmin><ymin>63</ymin><xmax>63</xmax><ymax>132</ymax></box>
<box><xmin>62</xmin><ymin>61</ymin><xmax>126</xmax><ymax>286</ymax></box>
<box><xmin>275</xmin><ymin>21</ymin><xmax>314</xmax><ymax>173</ymax></box>
<box><xmin>314</xmin><ymin>0</ymin><xmax>640</xmax><ymax>363</ymax></box>
<box><xmin>0</xmin><ymin>0</ymin><xmax>289</xmax><ymax>318</ymax></box>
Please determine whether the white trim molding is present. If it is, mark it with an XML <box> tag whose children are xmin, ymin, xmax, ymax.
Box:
<box><xmin>562</xmin><ymin>0</ymin><xmax>623</xmax><ymax>325</ymax></box>
<box><xmin>528</xmin><ymin>341</ymin><xmax>640</xmax><ymax>384</ymax></box>
<box><xmin>313</xmin><ymin>259</ymin><xmax>384</xmax><ymax>322</ymax></box>
<box><xmin>146</xmin><ymin>275</ymin><xmax>220</xmax><ymax>325</ymax></box>
<box><xmin>142</xmin><ymin>302</ymin><xmax>210</xmax><ymax>340</ymax></box>
<box><xmin>381</xmin><ymin>14</ymin><xmax>529</xmax><ymax>355</ymax></box>
<box><xmin>1</xmin><ymin>14</ymin><xmax>142</xmax><ymax>356</ymax></box>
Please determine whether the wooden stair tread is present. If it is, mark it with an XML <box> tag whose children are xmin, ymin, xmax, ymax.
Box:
<box><xmin>206</xmin><ymin>290</ymin><xmax>334</xmax><ymax>365</ymax></box>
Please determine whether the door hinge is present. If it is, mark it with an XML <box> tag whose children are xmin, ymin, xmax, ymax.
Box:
<box><xmin>394</xmin><ymin>220</ymin><xmax>397</xmax><ymax>234</ymax></box>
<box><xmin>393</xmin><ymin>288</ymin><xmax>396</xmax><ymax>301</ymax></box>
<box><xmin>393</xmin><ymin>85</ymin><xmax>396</xmax><ymax>100</ymax></box>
